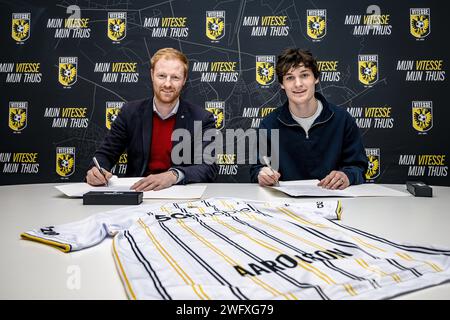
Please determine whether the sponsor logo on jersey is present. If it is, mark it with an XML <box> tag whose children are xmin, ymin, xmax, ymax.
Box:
<box><xmin>56</xmin><ymin>147</ymin><xmax>75</xmax><ymax>177</ymax></box>
<box><xmin>206</xmin><ymin>11</ymin><xmax>225</xmax><ymax>41</ymax></box>
<box><xmin>205</xmin><ymin>101</ymin><xmax>225</xmax><ymax>130</ymax></box>
<box><xmin>412</xmin><ymin>101</ymin><xmax>433</xmax><ymax>132</ymax></box>
<box><xmin>307</xmin><ymin>9</ymin><xmax>326</xmax><ymax>40</ymax></box>
<box><xmin>9</xmin><ymin>101</ymin><xmax>27</xmax><ymax>132</ymax></box>
<box><xmin>108</xmin><ymin>12</ymin><xmax>127</xmax><ymax>41</ymax></box>
<box><xmin>410</xmin><ymin>8</ymin><xmax>430</xmax><ymax>39</ymax></box>
<box><xmin>365</xmin><ymin>148</ymin><xmax>380</xmax><ymax>180</ymax></box>
<box><xmin>58</xmin><ymin>57</ymin><xmax>77</xmax><ymax>87</ymax></box>
<box><xmin>358</xmin><ymin>54</ymin><xmax>378</xmax><ymax>86</ymax></box>
<box><xmin>256</xmin><ymin>56</ymin><xmax>275</xmax><ymax>86</ymax></box>
<box><xmin>105</xmin><ymin>101</ymin><xmax>124</xmax><ymax>129</ymax></box>
<box><xmin>12</xmin><ymin>13</ymin><xmax>30</xmax><ymax>42</ymax></box>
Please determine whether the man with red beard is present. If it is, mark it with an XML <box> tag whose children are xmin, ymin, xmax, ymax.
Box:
<box><xmin>86</xmin><ymin>48</ymin><xmax>217</xmax><ymax>191</ymax></box>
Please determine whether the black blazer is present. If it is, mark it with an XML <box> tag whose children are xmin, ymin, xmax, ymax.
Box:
<box><xmin>93</xmin><ymin>97</ymin><xmax>218</xmax><ymax>184</ymax></box>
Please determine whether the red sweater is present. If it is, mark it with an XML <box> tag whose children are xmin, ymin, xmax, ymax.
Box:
<box><xmin>147</xmin><ymin>113</ymin><xmax>176</xmax><ymax>174</ymax></box>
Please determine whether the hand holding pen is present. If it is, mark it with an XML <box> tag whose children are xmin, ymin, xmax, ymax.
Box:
<box><xmin>86</xmin><ymin>157</ymin><xmax>112</xmax><ymax>186</ymax></box>
<box><xmin>258</xmin><ymin>156</ymin><xmax>281</xmax><ymax>187</ymax></box>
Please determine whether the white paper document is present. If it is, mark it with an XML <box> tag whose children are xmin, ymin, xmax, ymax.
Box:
<box><xmin>270</xmin><ymin>179</ymin><xmax>410</xmax><ymax>197</ymax></box>
<box><xmin>55</xmin><ymin>176</ymin><xmax>206</xmax><ymax>199</ymax></box>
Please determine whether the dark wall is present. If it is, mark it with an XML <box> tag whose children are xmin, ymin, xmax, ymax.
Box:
<box><xmin>1</xmin><ymin>0</ymin><xmax>449</xmax><ymax>185</ymax></box>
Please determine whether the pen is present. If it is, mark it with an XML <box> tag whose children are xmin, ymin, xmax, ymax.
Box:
<box><xmin>262</xmin><ymin>156</ymin><xmax>279</xmax><ymax>186</ymax></box>
<box><xmin>93</xmin><ymin>156</ymin><xmax>108</xmax><ymax>187</ymax></box>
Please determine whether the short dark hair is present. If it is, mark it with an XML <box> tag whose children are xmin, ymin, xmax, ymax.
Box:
<box><xmin>276</xmin><ymin>48</ymin><xmax>319</xmax><ymax>83</ymax></box>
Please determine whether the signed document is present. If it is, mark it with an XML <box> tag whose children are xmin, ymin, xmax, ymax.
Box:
<box><xmin>55</xmin><ymin>176</ymin><xmax>206</xmax><ymax>199</ymax></box>
<box><xmin>270</xmin><ymin>180</ymin><xmax>410</xmax><ymax>197</ymax></box>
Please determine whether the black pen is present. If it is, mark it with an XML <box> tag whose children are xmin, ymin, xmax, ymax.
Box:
<box><xmin>93</xmin><ymin>157</ymin><xmax>108</xmax><ymax>187</ymax></box>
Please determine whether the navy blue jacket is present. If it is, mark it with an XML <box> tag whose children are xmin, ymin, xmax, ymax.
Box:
<box><xmin>92</xmin><ymin>97</ymin><xmax>218</xmax><ymax>184</ymax></box>
<box><xmin>250</xmin><ymin>92</ymin><xmax>367</xmax><ymax>185</ymax></box>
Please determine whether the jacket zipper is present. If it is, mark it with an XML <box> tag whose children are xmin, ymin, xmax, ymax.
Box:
<box><xmin>278</xmin><ymin>111</ymin><xmax>334</xmax><ymax>140</ymax></box>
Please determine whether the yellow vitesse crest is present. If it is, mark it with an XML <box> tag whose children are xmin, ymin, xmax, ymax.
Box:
<box><xmin>59</xmin><ymin>57</ymin><xmax>78</xmax><ymax>87</ymax></box>
<box><xmin>205</xmin><ymin>101</ymin><xmax>225</xmax><ymax>130</ymax></box>
<box><xmin>56</xmin><ymin>147</ymin><xmax>75</xmax><ymax>177</ymax></box>
<box><xmin>105</xmin><ymin>102</ymin><xmax>124</xmax><ymax>130</ymax></box>
<box><xmin>108</xmin><ymin>12</ymin><xmax>127</xmax><ymax>41</ymax></box>
<box><xmin>358</xmin><ymin>55</ymin><xmax>378</xmax><ymax>86</ymax></box>
<box><xmin>256</xmin><ymin>56</ymin><xmax>275</xmax><ymax>86</ymax></box>
<box><xmin>410</xmin><ymin>8</ymin><xmax>430</xmax><ymax>39</ymax></box>
<box><xmin>412</xmin><ymin>101</ymin><xmax>433</xmax><ymax>132</ymax></box>
<box><xmin>206</xmin><ymin>11</ymin><xmax>225</xmax><ymax>40</ymax></box>
<box><xmin>9</xmin><ymin>101</ymin><xmax>27</xmax><ymax>131</ymax></box>
<box><xmin>307</xmin><ymin>9</ymin><xmax>326</xmax><ymax>40</ymax></box>
<box><xmin>12</xmin><ymin>13</ymin><xmax>30</xmax><ymax>42</ymax></box>
<box><xmin>365</xmin><ymin>148</ymin><xmax>380</xmax><ymax>180</ymax></box>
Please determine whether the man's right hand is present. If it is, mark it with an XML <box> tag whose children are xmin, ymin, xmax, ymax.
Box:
<box><xmin>257</xmin><ymin>167</ymin><xmax>281</xmax><ymax>186</ymax></box>
<box><xmin>86</xmin><ymin>167</ymin><xmax>113</xmax><ymax>186</ymax></box>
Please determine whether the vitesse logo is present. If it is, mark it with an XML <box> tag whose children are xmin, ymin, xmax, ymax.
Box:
<box><xmin>256</xmin><ymin>56</ymin><xmax>275</xmax><ymax>86</ymax></box>
<box><xmin>108</xmin><ymin>12</ymin><xmax>127</xmax><ymax>41</ymax></box>
<box><xmin>307</xmin><ymin>9</ymin><xmax>326</xmax><ymax>40</ymax></box>
<box><xmin>205</xmin><ymin>101</ymin><xmax>225</xmax><ymax>130</ymax></box>
<box><xmin>412</xmin><ymin>101</ymin><xmax>433</xmax><ymax>132</ymax></box>
<box><xmin>59</xmin><ymin>57</ymin><xmax>77</xmax><ymax>87</ymax></box>
<box><xmin>56</xmin><ymin>147</ymin><xmax>75</xmax><ymax>177</ymax></box>
<box><xmin>410</xmin><ymin>8</ymin><xmax>430</xmax><ymax>39</ymax></box>
<box><xmin>12</xmin><ymin>13</ymin><xmax>30</xmax><ymax>42</ymax></box>
<box><xmin>365</xmin><ymin>148</ymin><xmax>380</xmax><ymax>180</ymax></box>
<box><xmin>206</xmin><ymin>11</ymin><xmax>225</xmax><ymax>40</ymax></box>
<box><xmin>358</xmin><ymin>55</ymin><xmax>378</xmax><ymax>86</ymax></box>
<box><xmin>105</xmin><ymin>101</ymin><xmax>124</xmax><ymax>130</ymax></box>
<box><xmin>9</xmin><ymin>101</ymin><xmax>27</xmax><ymax>131</ymax></box>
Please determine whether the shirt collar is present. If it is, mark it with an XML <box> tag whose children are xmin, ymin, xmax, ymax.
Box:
<box><xmin>153</xmin><ymin>98</ymin><xmax>180</xmax><ymax>120</ymax></box>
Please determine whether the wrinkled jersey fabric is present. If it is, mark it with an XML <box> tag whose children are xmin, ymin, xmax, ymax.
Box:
<box><xmin>22</xmin><ymin>198</ymin><xmax>450</xmax><ymax>300</ymax></box>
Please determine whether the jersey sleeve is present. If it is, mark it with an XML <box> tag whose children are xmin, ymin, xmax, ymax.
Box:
<box><xmin>21</xmin><ymin>203</ymin><xmax>162</xmax><ymax>252</ymax></box>
<box><xmin>249</xmin><ymin>199</ymin><xmax>342</xmax><ymax>221</ymax></box>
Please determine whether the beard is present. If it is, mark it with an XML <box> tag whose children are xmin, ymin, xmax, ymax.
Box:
<box><xmin>153</xmin><ymin>85</ymin><xmax>182</xmax><ymax>106</ymax></box>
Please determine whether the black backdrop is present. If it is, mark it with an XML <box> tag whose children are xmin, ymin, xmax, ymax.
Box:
<box><xmin>1</xmin><ymin>0</ymin><xmax>449</xmax><ymax>186</ymax></box>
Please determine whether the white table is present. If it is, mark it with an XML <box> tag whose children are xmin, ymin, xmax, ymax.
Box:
<box><xmin>1</xmin><ymin>183</ymin><xmax>449</xmax><ymax>299</ymax></box>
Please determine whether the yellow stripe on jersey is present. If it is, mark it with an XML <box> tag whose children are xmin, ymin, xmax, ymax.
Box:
<box><xmin>197</xmin><ymin>206</ymin><xmax>206</xmax><ymax>214</ymax></box>
<box><xmin>138</xmin><ymin>219</ymin><xmax>210</xmax><ymax>300</ymax></box>
<box><xmin>160</xmin><ymin>205</ymin><xmax>171</xmax><ymax>214</ymax></box>
<box><xmin>356</xmin><ymin>258</ymin><xmax>401</xmax><ymax>283</ymax></box>
<box><xmin>220</xmin><ymin>199</ymin><xmax>235</xmax><ymax>210</ymax></box>
<box><xmin>396</xmin><ymin>252</ymin><xmax>443</xmax><ymax>272</ymax></box>
<box><xmin>20</xmin><ymin>233</ymin><xmax>71</xmax><ymax>253</ymax></box>
<box><xmin>343</xmin><ymin>283</ymin><xmax>358</xmax><ymax>296</ymax></box>
<box><xmin>112</xmin><ymin>236</ymin><xmax>137</xmax><ymax>300</ymax></box>
<box><xmin>396</xmin><ymin>252</ymin><xmax>413</xmax><ymax>261</ymax></box>
<box><xmin>425</xmin><ymin>262</ymin><xmax>443</xmax><ymax>272</ymax></box>
<box><xmin>277</xmin><ymin>207</ymin><xmax>328</xmax><ymax>228</ymax></box>
<box><xmin>176</xmin><ymin>218</ymin><xmax>296</xmax><ymax>300</ymax></box>
<box><xmin>212</xmin><ymin>216</ymin><xmax>358</xmax><ymax>296</ymax></box>
<box><xmin>336</xmin><ymin>201</ymin><xmax>343</xmax><ymax>220</ymax></box>
<box><xmin>249</xmin><ymin>213</ymin><xmax>334</xmax><ymax>253</ymax></box>
<box><xmin>352</xmin><ymin>237</ymin><xmax>387</xmax><ymax>252</ymax></box>
<box><xmin>212</xmin><ymin>216</ymin><xmax>280</xmax><ymax>252</ymax></box>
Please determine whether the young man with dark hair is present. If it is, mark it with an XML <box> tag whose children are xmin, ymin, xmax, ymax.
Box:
<box><xmin>86</xmin><ymin>48</ymin><xmax>218</xmax><ymax>191</ymax></box>
<box><xmin>251</xmin><ymin>48</ymin><xmax>367</xmax><ymax>189</ymax></box>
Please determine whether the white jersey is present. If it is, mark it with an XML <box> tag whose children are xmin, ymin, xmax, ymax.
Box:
<box><xmin>22</xmin><ymin>198</ymin><xmax>450</xmax><ymax>300</ymax></box>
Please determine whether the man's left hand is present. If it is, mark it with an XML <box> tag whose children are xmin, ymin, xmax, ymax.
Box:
<box><xmin>131</xmin><ymin>171</ymin><xmax>177</xmax><ymax>191</ymax></box>
<box><xmin>318</xmin><ymin>170</ymin><xmax>350</xmax><ymax>190</ymax></box>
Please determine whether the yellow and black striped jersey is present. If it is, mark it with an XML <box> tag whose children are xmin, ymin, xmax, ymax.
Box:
<box><xmin>21</xmin><ymin>198</ymin><xmax>450</xmax><ymax>300</ymax></box>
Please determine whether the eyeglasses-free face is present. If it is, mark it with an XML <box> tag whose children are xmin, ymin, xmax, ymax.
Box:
<box><xmin>151</xmin><ymin>58</ymin><xmax>187</xmax><ymax>107</ymax></box>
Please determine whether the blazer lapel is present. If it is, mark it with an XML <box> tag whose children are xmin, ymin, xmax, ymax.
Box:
<box><xmin>174</xmin><ymin>99</ymin><xmax>188</xmax><ymax>130</ymax></box>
